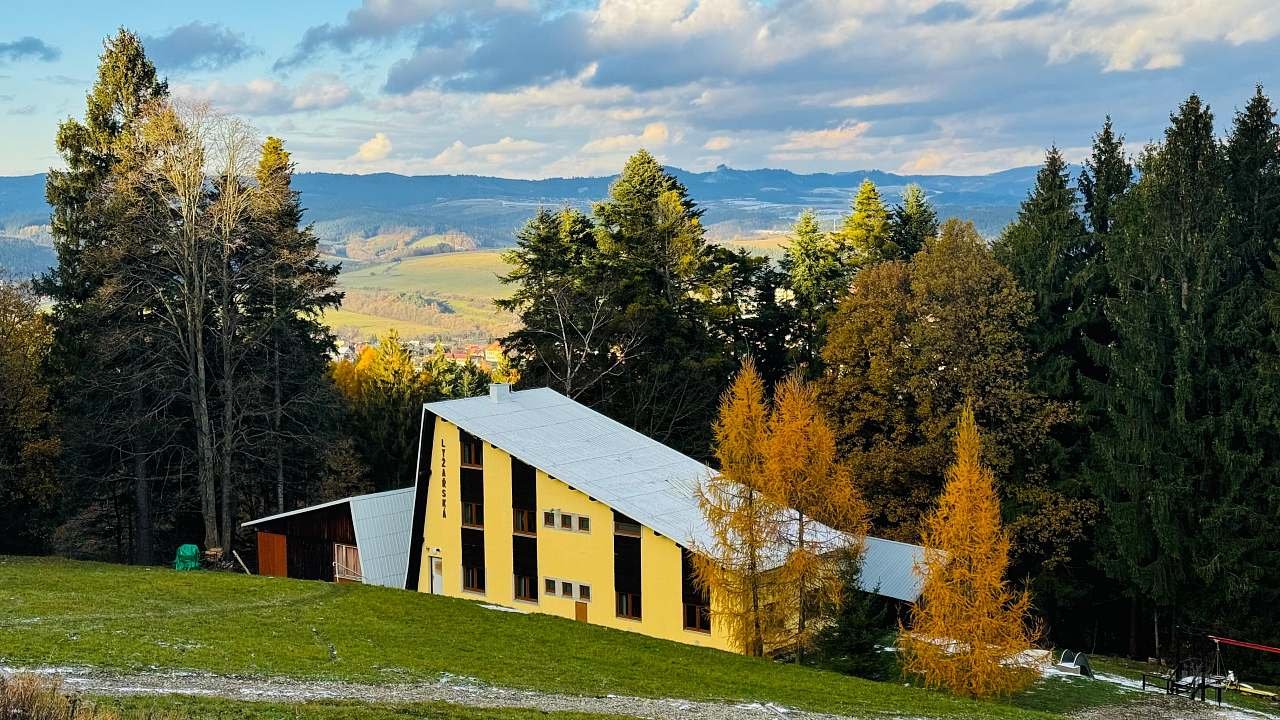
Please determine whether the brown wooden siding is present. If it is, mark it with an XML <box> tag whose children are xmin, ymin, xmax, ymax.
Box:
<box><xmin>253</xmin><ymin>503</ymin><xmax>356</xmax><ymax>582</ymax></box>
<box><xmin>257</xmin><ymin>531</ymin><xmax>287</xmax><ymax>577</ymax></box>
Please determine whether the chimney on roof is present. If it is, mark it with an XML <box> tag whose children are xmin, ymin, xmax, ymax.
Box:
<box><xmin>489</xmin><ymin>383</ymin><xmax>512</xmax><ymax>402</ymax></box>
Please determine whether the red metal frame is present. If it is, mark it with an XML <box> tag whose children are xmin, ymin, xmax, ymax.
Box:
<box><xmin>1208</xmin><ymin>635</ymin><xmax>1280</xmax><ymax>656</ymax></box>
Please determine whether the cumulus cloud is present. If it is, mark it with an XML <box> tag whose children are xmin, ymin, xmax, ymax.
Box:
<box><xmin>423</xmin><ymin>136</ymin><xmax>549</xmax><ymax>173</ymax></box>
<box><xmin>211</xmin><ymin>0</ymin><xmax>1280</xmax><ymax>177</ymax></box>
<box><xmin>703</xmin><ymin>136</ymin><xmax>734</xmax><ymax>151</ymax></box>
<box><xmin>173</xmin><ymin>75</ymin><xmax>358</xmax><ymax>116</ymax></box>
<box><xmin>353</xmin><ymin>133</ymin><xmax>393</xmax><ymax>162</ymax></box>
<box><xmin>0</xmin><ymin>36</ymin><xmax>60</xmax><ymax>63</ymax></box>
<box><xmin>581</xmin><ymin>122</ymin><xmax>671</xmax><ymax>153</ymax></box>
<box><xmin>774</xmin><ymin>122</ymin><xmax>871</xmax><ymax>155</ymax></box>
<box><xmin>143</xmin><ymin>22</ymin><xmax>257</xmax><ymax>71</ymax></box>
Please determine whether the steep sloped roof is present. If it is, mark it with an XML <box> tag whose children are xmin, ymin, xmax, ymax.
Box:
<box><xmin>424</xmin><ymin>386</ymin><xmax>924</xmax><ymax>601</ymax></box>
<box><xmin>350</xmin><ymin>487</ymin><xmax>415</xmax><ymax>588</ymax></box>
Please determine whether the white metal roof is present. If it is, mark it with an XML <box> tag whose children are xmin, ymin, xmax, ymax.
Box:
<box><xmin>350</xmin><ymin>487</ymin><xmax>415</xmax><ymax>588</ymax></box>
<box><xmin>424</xmin><ymin>386</ymin><xmax>925</xmax><ymax>601</ymax></box>
<box><xmin>242</xmin><ymin>487</ymin><xmax>414</xmax><ymax>589</ymax></box>
<box><xmin>860</xmin><ymin>536</ymin><xmax>926</xmax><ymax>602</ymax></box>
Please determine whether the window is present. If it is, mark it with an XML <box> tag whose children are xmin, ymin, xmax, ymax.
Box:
<box><xmin>614</xmin><ymin>517</ymin><xmax>642</xmax><ymax>537</ymax></box>
<box><xmin>544</xmin><ymin>511</ymin><xmax>556</xmax><ymax>527</ymax></box>
<box><xmin>463</xmin><ymin>565</ymin><xmax>485</xmax><ymax>593</ymax></box>
<box><xmin>545</xmin><ymin>578</ymin><xmax>556</xmax><ymax>595</ymax></box>
<box><xmin>461</xmin><ymin>501</ymin><xmax>484</xmax><ymax>528</ymax></box>
<box><xmin>460</xmin><ymin>432</ymin><xmax>483</xmax><ymax>468</ymax></box>
<box><xmin>577</xmin><ymin>515</ymin><xmax>591</xmax><ymax>532</ymax></box>
<box><xmin>578</xmin><ymin>584</ymin><xmax>591</xmax><ymax>601</ymax></box>
<box><xmin>560</xmin><ymin>513</ymin><xmax>573</xmax><ymax>529</ymax></box>
<box><xmin>514</xmin><ymin>509</ymin><xmax>537</xmax><ymax>535</ymax></box>
<box><xmin>334</xmin><ymin>544</ymin><xmax>362</xmax><ymax>582</ymax></box>
<box><xmin>681</xmin><ymin>548</ymin><xmax>709</xmax><ymax>632</ymax></box>
<box><xmin>561</xmin><ymin>581</ymin><xmax>573</xmax><ymax>597</ymax></box>
<box><xmin>683</xmin><ymin>602</ymin><xmax>712</xmax><ymax>633</ymax></box>
<box><xmin>616</xmin><ymin>592</ymin><xmax>641</xmax><ymax>620</ymax></box>
<box><xmin>515</xmin><ymin>574</ymin><xmax>538</xmax><ymax>601</ymax></box>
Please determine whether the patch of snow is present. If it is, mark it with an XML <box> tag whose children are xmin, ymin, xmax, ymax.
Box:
<box><xmin>479</xmin><ymin>603</ymin><xmax>524</xmax><ymax>614</ymax></box>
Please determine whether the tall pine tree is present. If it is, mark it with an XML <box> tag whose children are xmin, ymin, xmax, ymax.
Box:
<box><xmin>1093</xmin><ymin>95</ymin><xmax>1229</xmax><ymax>640</ymax></box>
<box><xmin>37</xmin><ymin>30</ymin><xmax>171</xmax><ymax>563</ymax></box>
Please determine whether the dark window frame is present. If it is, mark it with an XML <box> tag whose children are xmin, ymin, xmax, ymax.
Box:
<box><xmin>514</xmin><ymin>509</ymin><xmax>537</xmax><ymax>536</ymax></box>
<box><xmin>462</xmin><ymin>564</ymin><xmax>486</xmax><ymax>593</ymax></box>
<box><xmin>616</xmin><ymin>591</ymin><xmax>642</xmax><ymax>620</ymax></box>
<box><xmin>460</xmin><ymin>432</ymin><xmax>484</xmax><ymax>468</ymax></box>
<box><xmin>514</xmin><ymin>573</ymin><xmax>539</xmax><ymax>602</ymax></box>
<box><xmin>461</xmin><ymin>501</ymin><xmax>484</xmax><ymax>528</ymax></box>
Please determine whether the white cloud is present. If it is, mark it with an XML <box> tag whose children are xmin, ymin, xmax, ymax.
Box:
<box><xmin>426</xmin><ymin>136</ymin><xmax>548</xmax><ymax>172</ymax></box>
<box><xmin>581</xmin><ymin>122</ymin><xmax>671</xmax><ymax>153</ymax></box>
<box><xmin>703</xmin><ymin>135</ymin><xmax>734</xmax><ymax>151</ymax></box>
<box><xmin>774</xmin><ymin>122</ymin><xmax>871</xmax><ymax>154</ymax></box>
<box><xmin>173</xmin><ymin>75</ymin><xmax>357</xmax><ymax>116</ymax></box>
<box><xmin>833</xmin><ymin>87</ymin><xmax>932</xmax><ymax>108</ymax></box>
<box><xmin>353</xmin><ymin>132</ymin><xmax>393</xmax><ymax>162</ymax></box>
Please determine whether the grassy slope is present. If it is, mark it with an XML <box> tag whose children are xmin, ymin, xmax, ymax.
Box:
<box><xmin>328</xmin><ymin>250</ymin><xmax>514</xmax><ymax>341</ymax></box>
<box><xmin>321</xmin><ymin>308</ymin><xmax>440</xmax><ymax>338</ymax></box>
<box><xmin>324</xmin><ymin>238</ymin><xmax>790</xmax><ymax>343</ymax></box>
<box><xmin>0</xmin><ymin>557</ymin><xmax>1126</xmax><ymax>719</ymax></box>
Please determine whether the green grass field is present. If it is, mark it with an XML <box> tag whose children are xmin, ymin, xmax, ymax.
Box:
<box><xmin>328</xmin><ymin>250</ymin><xmax>516</xmax><ymax>342</ymax></box>
<box><xmin>323</xmin><ymin>238</ymin><xmax>793</xmax><ymax>344</ymax></box>
<box><xmin>0</xmin><ymin>556</ymin><xmax>1142</xmax><ymax>719</ymax></box>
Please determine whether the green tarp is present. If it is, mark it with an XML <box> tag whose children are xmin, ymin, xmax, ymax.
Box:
<box><xmin>174</xmin><ymin>544</ymin><xmax>200</xmax><ymax>571</ymax></box>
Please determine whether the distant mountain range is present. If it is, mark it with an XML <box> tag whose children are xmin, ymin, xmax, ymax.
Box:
<box><xmin>0</xmin><ymin>164</ymin><xmax>1040</xmax><ymax>276</ymax></box>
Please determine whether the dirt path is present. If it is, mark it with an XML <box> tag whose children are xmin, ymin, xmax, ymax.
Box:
<box><xmin>1</xmin><ymin>665</ymin><xmax>882</xmax><ymax>720</ymax></box>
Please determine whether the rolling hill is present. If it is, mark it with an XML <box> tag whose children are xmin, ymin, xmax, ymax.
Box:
<box><xmin>1</xmin><ymin>165</ymin><xmax>1040</xmax><ymax>342</ymax></box>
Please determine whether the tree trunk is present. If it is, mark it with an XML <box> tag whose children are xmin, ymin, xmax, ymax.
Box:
<box><xmin>274</xmin><ymin>335</ymin><xmax>285</xmax><ymax>514</ymax></box>
<box><xmin>795</xmin><ymin>514</ymin><xmax>807</xmax><ymax>664</ymax></box>
<box><xmin>133</xmin><ymin>448</ymin><xmax>153</xmax><ymax>565</ymax></box>
<box><xmin>1153</xmin><ymin>609</ymin><xmax>1161</xmax><ymax>663</ymax></box>
<box><xmin>192</xmin><ymin>319</ymin><xmax>219</xmax><ymax>552</ymax></box>
<box><xmin>1129</xmin><ymin>596</ymin><xmax>1138</xmax><ymax>659</ymax></box>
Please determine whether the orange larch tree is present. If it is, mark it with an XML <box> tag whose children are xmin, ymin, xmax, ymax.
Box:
<box><xmin>694</xmin><ymin>358</ymin><xmax>787</xmax><ymax>656</ymax></box>
<box><xmin>899</xmin><ymin>401</ymin><xmax>1042</xmax><ymax>698</ymax></box>
<box><xmin>764</xmin><ymin>371</ymin><xmax>868</xmax><ymax>662</ymax></box>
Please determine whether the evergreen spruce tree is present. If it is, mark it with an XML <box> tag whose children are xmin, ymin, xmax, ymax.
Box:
<box><xmin>780</xmin><ymin>210</ymin><xmax>848</xmax><ymax>371</ymax></box>
<box><xmin>244</xmin><ymin>137</ymin><xmax>343</xmax><ymax>515</ymax></box>
<box><xmin>814</xmin><ymin>551</ymin><xmax>893</xmax><ymax>679</ymax></box>
<box><xmin>1078</xmin><ymin>117</ymin><xmax>1133</xmax><ymax>236</ymax></box>
<box><xmin>994</xmin><ymin>147</ymin><xmax>1088</xmax><ymax>400</ymax></box>
<box><xmin>1213</xmin><ymin>87</ymin><xmax>1280</xmax><ymax>635</ymax></box>
<box><xmin>886</xmin><ymin>184</ymin><xmax>937</xmax><ymax>258</ymax></box>
<box><xmin>37</xmin><ymin>30</ymin><xmax>170</xmax><ymax>563</ymax></box>
<box><xmin>839</xmin><ymin>179</ymin><xmax>893</xmax><ymax>265</ymax></box>
<box><xmin>1093</xmin><ymin>95</ymin><xmax>1228</xmax><ymax>634</ymax></box>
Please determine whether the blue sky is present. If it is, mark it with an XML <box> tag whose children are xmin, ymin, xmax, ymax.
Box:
<box><xmin>1</xmin><ymin>0</ymin><xmax>1277</xmax><ymax>178</ymax></box>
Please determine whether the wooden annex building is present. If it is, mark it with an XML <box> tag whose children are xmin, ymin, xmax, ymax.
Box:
<box><xmin>243</xmin><ymin>487</ymin><xmax>413</xmax><ymax>587</ymax></box>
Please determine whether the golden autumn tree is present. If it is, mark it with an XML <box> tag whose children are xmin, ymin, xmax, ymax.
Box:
<box><xmin>694</xmin><ymin>358</ymin><xmax>787</xmax><ymax>656</ymax></box>
<box><xmin>763</xmin><ymin>371</ymin><xmax>868</xmax><ymax>662</ymax></box>
<box><xmin>899</xmin><ymin>402</ymin><xmax>1042</xmax><ymax>698</ymax></box>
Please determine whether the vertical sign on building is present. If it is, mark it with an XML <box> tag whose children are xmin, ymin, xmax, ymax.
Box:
<box><xmin>440</xmin><ymin>436</ymin><xmax>448</xmax><ymax>518</ymax></box>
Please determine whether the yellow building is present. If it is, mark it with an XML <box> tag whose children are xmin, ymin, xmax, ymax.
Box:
<box><xmin>403</xmin><ymin>384</ymin><xmax>923</xmax><ymax>654</ymax></box>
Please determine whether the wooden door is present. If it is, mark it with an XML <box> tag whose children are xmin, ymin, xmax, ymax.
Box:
<box><xmin>575</xmin><ymin>601</ymin><xmax>588</xmax><ymax>622</ymax></box>
<box><xmin>257</xmin><ymin>531</ymin><xmax>287</xmax><ymax>577</ymax></box>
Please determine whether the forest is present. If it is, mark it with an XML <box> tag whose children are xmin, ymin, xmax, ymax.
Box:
<box><xmin>2</xmin><ymin>28</ymin><xmax>1278</xmax><ymax>679</ymax></box>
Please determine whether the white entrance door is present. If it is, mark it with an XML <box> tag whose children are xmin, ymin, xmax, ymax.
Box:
<box><xmin>430</xmin><ymin>556</ymin><xmax>443</xmax><ymax>594</ymax></box>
